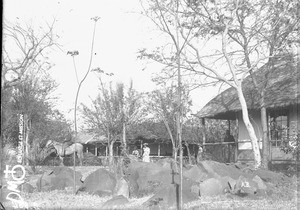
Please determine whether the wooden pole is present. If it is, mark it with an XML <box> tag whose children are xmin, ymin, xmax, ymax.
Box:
<box><xmin>158</xmin><ymin>144</ymin><xmax>161</xmax><ymax>157</ymax></box>
<box><xmin>202</xmin><ymin>118</ymin><xmax>206</xmax><ymax>147</ymax></box>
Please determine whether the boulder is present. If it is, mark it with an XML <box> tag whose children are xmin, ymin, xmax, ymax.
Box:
<box><xmin>20</xmin><ymin>183</ymin><xmax>34</xmax><ymax>193</ymax></box>
<box><xmin>102</xmin><ymin>195</ymin><xmax>129</xmax><ymax>208</ymax></box>
<box><xmin>144</xmin><ymin>182</ymin><xmax>198</xmax><ymax>209</ymax></box>
<box><xmin>183</xmin><ymin>165</ymin><xmax>211</xmax><ymax>183</ymax></box>
<box><xmin>114</xmin><ymin>177</ymin><xmax>129</xmax><ymax>198</ymax></box>
<box><xmin>79</xmin><ymin>168</ymin><xmax>116</xmax><ymax>196</ymax></box>
<box><xmin>252</xmin><ymin>168</ymin><xmax>292</xmax><ymax>185</ymax></box>
<box><xmin>126</xmin><ymin>161</ymin><xmax>201</xmax><ymax>198</ymax></box>
<box><xmin>126</xmin><ymin>161</ymin><xmax>173</xmax><ymax>197</ymax></box>
<box><xmin>201</xmin><ymin>160</ymin><xmax>252</xmax><ymax>180</ymax></box>
<box><xmin>156</xmin><ymin>158</ymin><xmax>173</xmax><ymax>169</ymax></box>
<box><xmin>191</xmin><ymin>184</ymin><xmax>201</xmax><ymax>196</ymax></box>
<box><xmin>36</xmin><ymin>167</ymin><xmax>82</xmax><ymax>192</ymax></box>
<box><xmin>199</xmin><ymin>178</ymin><xmax>225</xmax><ymax>196</ymax></box>
<box><xmin>219</xmin><ymin>176</ymin><xmax>236</xmax><ymax>193</ymax></box>
<box><xmin>252</xmin><ymin>175</ymin><xmax>267</xmax><ymax>190</ymax></box>
<box><xmin>234</xmin><ymin>175</ymin><xmax>258</xmax><ymax>195</ymax></box>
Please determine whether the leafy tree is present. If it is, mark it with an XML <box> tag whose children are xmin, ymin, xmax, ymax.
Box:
<box><xmin>1</xmin><ymin>19</ymin><xmax>60</xmax><ymax>166</ymax></box>
<box><xmin>81</xmin><ymin>79</ymin><xmax>145</xmax><ymax>165</ymax></box>
<box><xmin>146</xmin><ymin>85</ymin><xmax>192</xmax><ymax>163</ymax></box>
<box><xmin>1</xmin><ymin>70</ymin><xmax>71</xmax><ymax>165</ymax></box>
<box><xmin>120</xmin><ymin>80</ymin><xmax>147</xmax><ymax>155</ymax></box>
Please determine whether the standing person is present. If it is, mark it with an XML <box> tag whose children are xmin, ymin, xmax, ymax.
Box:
<box><xmin>142</xmin><ymin>143</ymin><xmax>150</xmax><ymax>162</ymax></box>
<box><xmin>224</xmin><ymin>130</ymin><xmax>235</xmax><ymax>163</ymax></box>
<box><xmin>196</xmin><ymin>144</ymin><xmax>203</xmax><ymax>164</ymax></box>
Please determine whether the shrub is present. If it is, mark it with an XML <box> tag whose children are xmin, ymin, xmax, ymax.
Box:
<box><xmin>280</xmin><ymin>128</ymin><xmax>300</xmax><ymax>161</ymax></box>
<box><xmin>2</xmin><ymin>143</ymin><xmax>18</xmax><ymax>166</ymax></box>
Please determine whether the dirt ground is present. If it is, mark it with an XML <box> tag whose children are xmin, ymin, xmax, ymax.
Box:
<box><xmin>1</xmin><ymin>165</ymin><xmax>298</xmax><ymax>210</ymax></box>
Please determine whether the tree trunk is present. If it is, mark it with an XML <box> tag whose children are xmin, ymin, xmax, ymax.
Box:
<box><xmin>122</xmin><ymin>122</ymin><xmax>127</xmax><ymax>155</ymax></box>
<box><xmin>236</xmin><ymin>85</ymin><xmax>261</xmax><ymax>169</ymax></box>
<box><xmin>173</xmin><ymin>147</ymin><xmax>178</xmax><ymax>173</ymax></box>
<box><xmin>24</xmin><ymin>114</ymin><xmax>31</xmax><ymax>166</ymax></box>
<box><xmin>184</xmin><ymin>141</ymin><xmax>192</xmax><ymax>165</ymax></box>
<box><xmin>109</xmin><ymin>141</ymin><xmax>114</xmax><ymax>166</ymax></box>
<box><xmin>261</xmin><ymin>104</ymin><xmax>269</xmax><ymax>169</ymax></box>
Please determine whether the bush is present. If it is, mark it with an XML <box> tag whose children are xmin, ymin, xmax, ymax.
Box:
<box><xmin>2</xmin><ymin>143</ymin><xmax>18</xmax><ymax>166</ymax></box>
<box><xmin>82</xmin><ymin>152</ymin><xmax>102</xmax><ymax>166</ymax></box>
<box><xmin>61</xmin><ymin>152</ymin><xmax>102</xmax><ymax>166</ymax></box>
<box><xmin>280</xmin><ymin>128</ymin><xmax>300</xmax><ymax>161</ymax></box>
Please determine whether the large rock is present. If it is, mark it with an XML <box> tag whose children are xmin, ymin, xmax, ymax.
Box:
<box><xmin>219</xmin><ymin>176</ymin><xmax>236</xmax><ymax>193</ymax></box>
<box><xmin>36</xmin><ymin>167</ymin><xmax>82</xmax><ymax>192</ymax></box>
<box><xmin>126</xmin><ymin>161</ymin><xmax>173</xmax><ymax>197</ymax></box>
<box><xmin>114</xmin><ymin>177</ymin><xmax>129</xmax><ymax>198</ymax></box>
<box><xmin>234</xmin><ymin>175</ymin><xmax>258</xmax><ymax>195</ymax></box>
<box><xmin>20</xmin><ymin>183</ymin><xmax>34</xmax><ymax>193</ymax></box>
<box><xmin>79</xmin><ymin>168</ymin><xmax>116</xmax><ymax>196</ymax></box>
<box><xmin>252</xmin><ymin>175</ymin><xmax>267</xmax><ymax>190</ymax></box>
<box><xmin>252</xmin><ymin>168</ymin><xmax>292</xmax><ymax>185</ymax></box>
<box><xmin>201</xmin><ymin>161</ymin><xmax>252</xmax><ymax>180</ymax></box>
<box><xmin>102</xmin><ymin>195</ymin><xmax>129</xmax><ymax>208</ymax></box>
<box><xmin>199</xmin><ymin>178</ymin><xmax>225</xmax><ymax>196</ymax></box>
<box><xmin>156</xmin><ymin>158</ymin><xmax>173</xmax><ymax>169</ymax></box>
<box><xmin>183</xmin><ymin>165</ymin><xmax>211</xmax><ymax>183</ymax></box>
<box><xmin>144</xmin><ymin>181</ymin><xmax>199</xmax><ymax>209</ymax></box>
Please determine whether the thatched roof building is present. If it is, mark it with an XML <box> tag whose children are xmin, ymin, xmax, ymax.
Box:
<box><xmin>73</xmin><ymin>132</ymin><xmax>107</xmax><ymax>144</ymax></box>
<box><xmin>197</xmin><ymin>58</ymin><xmax>299</xmax><ymax>120</ymax></box>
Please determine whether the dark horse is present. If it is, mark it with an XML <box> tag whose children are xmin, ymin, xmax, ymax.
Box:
<box><xmin>46</xmin><ymin>140</ymin><xmax>84</xmax><ymax>166</ymax></box>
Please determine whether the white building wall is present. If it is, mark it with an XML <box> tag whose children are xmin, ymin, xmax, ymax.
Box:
<box><xmin>237</xmin><ymin>110</ymin><xmax>263</xmax><ymax>150</ymax></box>
<box><xmin>237</xmin><ymin>106</ymin><xmax>298</xmax><ymax>161</ymax></box>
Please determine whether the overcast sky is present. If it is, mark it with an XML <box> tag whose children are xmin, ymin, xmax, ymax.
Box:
<box><xmin>4</xmin><ymin>0</ymin><xmax>220</xmax><ymax>124</ymax></box>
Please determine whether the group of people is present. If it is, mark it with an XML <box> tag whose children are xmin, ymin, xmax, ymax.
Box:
<box><xmin>132</xmin><ymin>143</ymin><xmax>150</xmax><ymax>162</ymax></box>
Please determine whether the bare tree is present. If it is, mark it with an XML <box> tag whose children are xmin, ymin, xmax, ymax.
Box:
<box><xmin>68</xmin><ymin>16</ymin><xmax>100</xmax><ymax>193</ymax></box>
<box><xmin>2</xmin><ymin>20</ymin><xmax>58</xmax><ymax>90</ymax></box>
<box><xmin>139</xmin><ymin>0</ymin><xmax>299</xmax><ymax>169</ymax></box>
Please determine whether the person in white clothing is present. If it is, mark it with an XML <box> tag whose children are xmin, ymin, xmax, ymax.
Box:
<box><xmin>142</xmin><ymin>143</ymin><xmax>150</xmax><ymax>162</ymax></box>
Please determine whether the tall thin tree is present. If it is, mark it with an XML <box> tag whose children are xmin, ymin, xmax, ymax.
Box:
<box><xmin>68</xmin><ymin>16</ymin><xmax>100</xmax><ymax>193</ymax></box>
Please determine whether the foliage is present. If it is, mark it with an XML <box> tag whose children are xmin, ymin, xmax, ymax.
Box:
<box><xmin>139</xmin><ymin>0</ymin><xmax>300</xmax><ymax>168</ymax></box>
<box><xmin>146</xmin><ymin>85</ymin><xmax>192</xmax><ymax>156</ymax></box>
<box><xmin>2</xmin><ymin>143</ymin><xmax>18</xmax><ymax>166</ymax></box>
<box><xmin>1</xmin><ymin>69</ymin><xmax>71</xmax><ymax>166</ymax></box>
<box><xmin>280</xmin><ymin>127</ymin><xmax>300</xmax><ymax>161</ymax></box>
<box><xmin>81</xmin><ymin>80</ymin><xmax>145</xmax><ymax>164</ymax></box>
<box><xmin>1</xmin><ymin>19</ymin><xmax>68</xmax><ymax>167</ymax></box>
<box><xmin>81</xmin><ymin>81</ymin><xmax>144</xmax><ymax>140</ymax></box>
<box><xmin>59</xmin><ymin>152</ymin><xmax>103</xmax><ymax>166</ymax></box>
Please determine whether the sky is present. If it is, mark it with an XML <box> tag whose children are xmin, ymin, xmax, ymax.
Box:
<box><xmin>3</xmin><ymin>0</ymin><xmax>221</xmax><ymax>124</ymax></box>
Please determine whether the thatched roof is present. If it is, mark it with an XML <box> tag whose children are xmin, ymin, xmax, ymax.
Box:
<box><xmin>73</xmin><ymin>132</ymin><xmax>107</xmax><ymax>144</ymax></box>
<box><xmin>197</xmin><ymin>58</ymin><xmax>299</xmax><ymax>119</ymax></box>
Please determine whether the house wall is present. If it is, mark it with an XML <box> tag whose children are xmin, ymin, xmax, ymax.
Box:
<box><xmin>237</xmin><ymin>106</ymin><xmax>298</xmax><ymax>162</ymax></box>
<box><xmin>237</xmin><ymin>110</ymin><xmax>263</xmax><ymax>149</ymax></box>
<box><xmin>289</xmin><ymin>104</ymin><xmax>299</xmax><ymax>136</ymax></box>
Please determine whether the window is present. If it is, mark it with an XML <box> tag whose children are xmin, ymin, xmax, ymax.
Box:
<box><xmin>269</xmin><ymin>110</ymin><xmax>289</xmax><ymax>147</ymax></box>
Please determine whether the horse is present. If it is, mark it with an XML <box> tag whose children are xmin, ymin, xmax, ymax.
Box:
<box><xmin>46</xmin><ymin>140</ymin><xmax>84</xmax><ymax>166</ymax></box>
